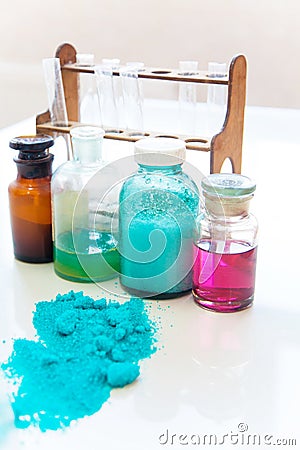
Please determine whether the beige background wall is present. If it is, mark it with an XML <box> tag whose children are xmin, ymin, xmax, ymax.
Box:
<box><xmin>0</xmin><ymin>0</ymin><xmax>299</xmax><ymax>127</ymax></box>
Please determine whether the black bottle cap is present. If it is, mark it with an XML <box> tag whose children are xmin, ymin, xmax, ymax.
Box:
<box><xmin>10</xmin><ymin>135</ymin><xmax>54</xmax><ymax>179</ymax></box>
<box><xmin>9</xmin><ymin>135</ymin><xmax>54</xmax><ymax>160</ymax></box>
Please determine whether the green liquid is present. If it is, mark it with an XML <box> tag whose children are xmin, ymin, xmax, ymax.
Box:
<box><xmin>54</xmin><ymin>229</ymin><xmax>120</xmax><ymax>282</ymax></box>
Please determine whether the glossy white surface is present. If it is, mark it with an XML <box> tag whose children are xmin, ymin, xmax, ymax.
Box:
<box><xmin>1</xmin><ymin>106</ymin><xmax>300</xmax><ymax>449</ymax></box>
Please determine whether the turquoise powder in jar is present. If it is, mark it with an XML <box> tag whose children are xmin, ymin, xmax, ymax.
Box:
<box><xmin>119</xmin><ymin>138</ymin><xmax>199</xmax><ymax>298</ymax></box>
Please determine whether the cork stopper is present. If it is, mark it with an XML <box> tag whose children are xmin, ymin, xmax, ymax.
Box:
<box><xmin>201</xmin><ymin>173</ymin><xmax>256</xmax><ymax>217</ymax></box>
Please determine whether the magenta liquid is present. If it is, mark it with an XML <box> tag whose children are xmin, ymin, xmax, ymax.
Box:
<box><xmin>193</xmin><ymin>239</ymin><xmax>257</xmax><ymax>312</ymax></box>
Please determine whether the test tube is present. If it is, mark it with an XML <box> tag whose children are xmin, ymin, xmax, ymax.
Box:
<box><xmin>102</xmin><ymin>58</ymin><xmax>124</xmax><ymax>129</ymax></box>
<box><xmin>76</xmin><ymin>53</ymin><xmax>101</xmax><ymax>125</ymax></box>
<box><xmin>42</xmin><ymin>57</ymin><xmax>71</xmax><ymax>159</ymax></box>
<box><xmin>42</xmin><ymin>58</ymin><xmax>68</xmax><ymax>127</ymax></box>
<box><xmin>178</xmin><ymin>60</ymin><xmax>198</xmax><ymax>135</ymax></box>
<box><xmin>120</xmin><ymin>64</ymin><xmax>144</xmax><ymax>135</ymax></box>
<box><xmin>206</xmin><ymin>62</ymin><xmax>227</xmax><ymax>135</ymax></box>
<box><xmin>126</xmin><ymin>62</ymin><xmax>145</xmax><ymax>71</ymax></box>
<box><xmin>94</xmin><ymin>63</ymin><xmax>120</xmax><ymax>132</ymax></box>
<box><xmin>76</xmin><ymin>53</ymin><xmax>94</xmax><ymax>66</ymax></box>
<box><xmin>102</xmin><ymin>58</ymin><xmax>120</xmax><ymax>70</ymax></box>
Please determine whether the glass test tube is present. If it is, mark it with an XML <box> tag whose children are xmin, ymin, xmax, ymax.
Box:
<box><xmin>102</xmin><ymin>58</ymin><xmax>120</xmax><ymax>70</ymax></box>
<box><xmin>94</xmin><ymin>61</ymin><xmax>120</xmax><ymax>132</ymax></box>
<box><xmin>76</xmin><ymin>53</ymin><xmax>101</xmax><ymax>125</ymax></box>
<box><xmin>178</xmin><ymin>60</ymin><xmax>198</xmax><ymax>136</ymax></box>
<box><xmin>120</xmin><ymin>63</ymin><xmax>144</xmax><ymax>135</ymax></box>
<box><xmin>42</xmin><ymin>58</ymin><xmax>68</xmax><ymax>127</ymax></box>
<box><xmin>102</xmin><ymin>59</ymin><xmax>124</xmax><ymax>129</ymax></box>
<box><xmin>206</xmin><ymin>62</ymin><xmax>227</xmax><ymax>135</ymax></box>
<box><xmin>42</xmin><ymin>57</ymin><xmax>71</xmax><ymax>160</ymax></box>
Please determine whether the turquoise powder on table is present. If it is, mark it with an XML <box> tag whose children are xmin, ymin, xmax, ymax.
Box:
<box><xmin>1</xmin><ymin>291</ymin><xmax>157</xmax><ymax>432</ymax></box>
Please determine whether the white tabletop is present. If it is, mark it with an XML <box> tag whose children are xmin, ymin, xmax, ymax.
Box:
<box><xmin>0</xmin><ymin>105</ymin><xmax>300</xmax><ymax>449</ymax></box>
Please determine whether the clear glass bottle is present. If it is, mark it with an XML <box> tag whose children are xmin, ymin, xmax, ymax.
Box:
<box><xmin>193</xmin><ymin>173</ymin><xmax>258</xmax><ymax>312</ymax></box>
<box><xmin>8</xmin><ymin>135</ymin><xmax>54</xmax><ymax>263</ymax></box>
<box><xmin>51</xmin><ymin>126</ymin><xmax>119</xmax><ymax>282</ymax></box>
<box><xmin>119</xmin><ymin>137</ymin><xmax>199</xmax><ymax>299</ymax></box>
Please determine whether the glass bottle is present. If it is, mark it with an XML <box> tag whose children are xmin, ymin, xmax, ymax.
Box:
<box><xmin>119</xmin><ymin>137</ymin><xmax>199</xmax><ymax>299</ymax></box>
<box><xmin>8</xmin><ymin>135</ymin><xmax>54</xmax><ymax>263</ymax></box>
<box><xmin>51</xmin><ymin>126</ymin><xmax>119</xmax><ymax>282</ymax></box>
<box><xmin>193</xmin><ymin>173</ymin><xmax>258</xmax><ymax>312</ymax></box>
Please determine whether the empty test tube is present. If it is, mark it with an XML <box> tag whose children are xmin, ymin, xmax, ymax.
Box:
<box><xmin>42</xmin><ymin>58</ymin><xmax>68</xmax><ymax>127</ymax></box>
<box><xmin>102</xmin><ymin>58</ymin><xmax>124</xmax><ymax>129</ymax></box>
<box><xmin>126</xmin><ymin>62</ymin><xmax>145</xmax><ymax>71</ymax></box>
<box><xmin>206</xmin><ymin>62</ymin><xmax>227</xmax><ymax>135</ymax></box>
<box><xmin>94</xmin><ymin>62</ymin><xmax>120</xmax><ymax>131</ymax></box>
<box><xmin>120</xmin><ymin>64</ymin><xmax>144</xmax><ymax>135</ymax></box>
<box><xmin>102</xmin><ymin>58</ymin><xmax>120</xmax><ymax>70</ymax></box>
<box><xmin>76</xmin><ymin>53</ymin><xmax>101</xmax><ymax>125</ymax></box>
<box><xmin>42</xmin><ymin>57</ymin><xmax>71</xmax><ymax>159</ymax></box>
<box><xmin>76</xmin><ymin>53</ymin><xmax>94</xmax><ymax>67</ymax></box>
<box><xmin>178</xmin><ymin>60</ymin><xmax>198</xmax><ymax>135</ymax></box>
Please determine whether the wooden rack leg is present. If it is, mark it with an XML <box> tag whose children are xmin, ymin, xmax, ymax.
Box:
<box><xmin>210</xmin><ymin>54</ymin><xmax>247</xmax><ymax>174</ymax></box>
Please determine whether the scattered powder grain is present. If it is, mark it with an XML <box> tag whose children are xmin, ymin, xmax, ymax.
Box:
<box><xmin>1</xmin><ymin>291</ymin><xmax>157</xmax><ymax>432</ymax></box>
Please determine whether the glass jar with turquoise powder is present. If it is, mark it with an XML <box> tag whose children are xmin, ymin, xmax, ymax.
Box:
<box><xmin>51</xmin><ymin>126</ymin><xmax>120</xmax><ymax>282</ymax></box>
<box><xmin>119</xmin><ymin>137</ymin><xmax>199</xmax><ymax>298</ymax></box>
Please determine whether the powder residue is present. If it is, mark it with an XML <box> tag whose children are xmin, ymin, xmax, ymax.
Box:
<box><xmin>1</xmin><ymin>291</ymin><xmax>157</xmax><ymax>432</ymax></box>
<box><xmin>0</xmin><ymin>388</ymin><xmax>14</xmax><ymax>445</ymax></box>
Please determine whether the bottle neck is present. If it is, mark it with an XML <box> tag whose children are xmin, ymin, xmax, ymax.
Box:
<box><xmin>204</xmin><ymin>193</ymin><xmax>253</xmax><ymax>219</ymax></box>
<box><xmin>72</xmin><ymin>139</ymin><xmax>103</xmax><ymax>164</ymax></box>
<box><xmin>138</xmin><ymin>163</ymin><xmax>183</xmax><ymax>175</ymax></box>
<box><xmin>15</xmin><ymin>154</ymin><xmax>53</xmax><ymax>179</ymax></box>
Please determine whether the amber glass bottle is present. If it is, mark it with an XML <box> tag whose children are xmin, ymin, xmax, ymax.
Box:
<box><xmin>8</xmin><ymin>135</ymin><xmax>54</xmax><ymax>263</ymax></box>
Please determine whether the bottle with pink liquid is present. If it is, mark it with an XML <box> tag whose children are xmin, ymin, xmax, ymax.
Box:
<box><xmin>193</xmin><ymin>173</ymin><xmax>258</xmax><ymax>312</ymax></box>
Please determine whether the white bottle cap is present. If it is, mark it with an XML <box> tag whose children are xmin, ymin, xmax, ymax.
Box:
<box><xmin>134</xmin><ymin>137</ymin><xmax>186</xmax><ymax>166</ymax></box>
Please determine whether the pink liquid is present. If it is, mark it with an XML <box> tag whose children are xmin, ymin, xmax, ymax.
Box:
<box><xmin>193</xmin><ymin>239</ymin><xmax>257</xmax><ymax>312</ymax></box>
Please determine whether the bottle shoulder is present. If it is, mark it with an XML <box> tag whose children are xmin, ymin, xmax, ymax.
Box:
<box><xmin>53</xmin><ymin>160</ymin><xmax>104</xmax><ymax>175</ymax></box>
<box><xmin>9</xmin><ymin>177</ymin><xmax>51</xmax><ymax>193</ymax></box>
<box><xmin>198</xmin><ymin>211</ymin><xmax>257</xmax><ymax>226</ymax></box>
<box><xmin>120</xmin><ymin>170</ymin><xmax>199</xmax><ymax>217</ymax></box>
<box><xmin>197</xmin><ymin>213</ymin><xmax>258</xmax><ymax>247</ymax></box>
<box><xmin>120</xmin><ymin>169</ymin><xmax>199</xmax><ymax>197</ymax></box>
<box><xmin>52</xmin><ymin>161</ymin><xmax>104</xmax><ymax>191</ymax></box>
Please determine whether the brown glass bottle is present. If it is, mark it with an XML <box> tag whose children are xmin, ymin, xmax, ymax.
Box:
<box><xmin>8</xmin><ymin>135</ymin><xmax>54</xmax><ymax>263</ymax></box>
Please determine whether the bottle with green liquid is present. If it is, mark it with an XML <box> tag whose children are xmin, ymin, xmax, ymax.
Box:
<box><xmin>51</xmin><ymin>126</ymin><xmax>120</xmax><ymax>282</ymax></box>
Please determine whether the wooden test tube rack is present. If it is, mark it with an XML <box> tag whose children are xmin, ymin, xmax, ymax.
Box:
<box><xmin>36</xmin><ymin>43</ymin><xmax>247</xmax><ymax>173</ymax></box>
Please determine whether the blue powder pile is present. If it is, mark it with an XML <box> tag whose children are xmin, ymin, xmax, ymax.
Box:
<box><xmin>2</xmin><ymin>291</ymin><xmax>156</xmax><ymax>432</ymax></box>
